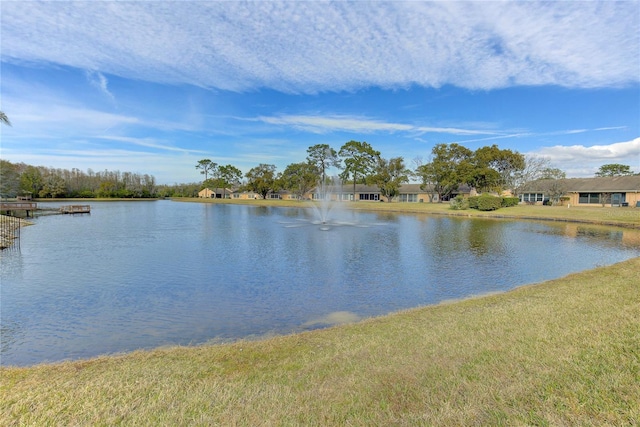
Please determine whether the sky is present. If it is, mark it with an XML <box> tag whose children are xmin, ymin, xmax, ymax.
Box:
<box><xmin>1</xmin><ymin>1</ymin><xmax>639</xmax><ymax>185</ymax></box>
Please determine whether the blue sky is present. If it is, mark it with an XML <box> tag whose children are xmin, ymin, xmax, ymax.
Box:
<box><xmin>1</xmin><ymin>1</ymin><xmax>639</xmax><ymax>184</ymax></box>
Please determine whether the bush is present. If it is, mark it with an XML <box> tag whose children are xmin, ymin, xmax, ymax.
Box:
<box><xmin>501</xmin><ymin>197</ymin><xmax>519</xmax><ymax>207</ymax></box>
<box><xmin>449</xmin><ymin>195</ymin><xmax>469</xmax><ymax>210</ymax></box>
<box><xmin>476</xmin><ymin>194</ymin><xmax>502</xmax><ymax>211</ymax></box>
<box><xmin>467</xmin><ymin>196</ymin><xmax>479</xmax><ymax>209</ymax></box>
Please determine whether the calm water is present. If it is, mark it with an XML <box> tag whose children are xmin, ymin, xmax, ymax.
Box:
<box><xmin>2</xmin><ymin>200</ymin><xmax>639</xmax><ymax>366</ymax></box>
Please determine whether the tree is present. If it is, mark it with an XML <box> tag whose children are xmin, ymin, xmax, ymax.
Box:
<box><xmin>540</xmin><ymin>167</ymin><xmax>566</xmax><ymax>180</ymax></box>
<box><xmin>245</xmin><ymin>164</ymin><xmax>278</xmax><ymax>200</ymax></box>
<box><xmin>471</xmin><ymin>145</ymin><xmax>525</xmax><ymax>192</ymax></box>
<box><xmin>195</xmin><ymin>159</ymin><xmax>217</xmax><ymax>182</ymax></box>
<box><xmin>39</xmin><ymin>174</ymin><xmax>66</xmax><ymax>198</ymax></box>
<box><xmin>279</xmin><ymin>162</ymin><xmax>319</xmax><ymax>200</ymax></box>
<box><xmin>217</xmin><ymin>164</ymin><xmax>243</xmax><ymax>199</ymax></box>
<box><xmin>338</xmin><ymin>140</ymin><xmax>380</xmax><ymax>200</ymax></box>
<box><xmin>306</xmin><ymin>144</ymin><xmax>340</xmax><ymax>184</ymax></box>
<box><xmin>372</xmin><ymin>157</ymin><xmax>411</xmax><ymax>202</ymax></box>
<box><xmin>415</xmin><ymin>143</ymin><xmax>473</xmax><ymax>202</ymax></box>
<box><xmin>595</xmin><ymin>164</ymin><xmax>634</xmax><ymax>177</ymax></box>
<box><xmin>0</xmin><ymin>160</ymin><xmax>20</xmax><ymax>197</ymax></box>
<box><xmin>511</xmin><ymin>155</ymin><xmax>564</xmax><ymax>197</ymax></box>
<box><xmin>19</xmin><ymin>166</ymin><xmax>43</xmax><ymax>197</ymax></box>
<box><xmin>0</xmin><ymin>111</ymin><xmax>11</xmax><ymax>126</ymax></box>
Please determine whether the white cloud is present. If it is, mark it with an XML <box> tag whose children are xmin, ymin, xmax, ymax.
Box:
<box><xmin>530</xmin><ymin>138</ymin><xmax>640</xmax><ymax>177</ymax></box>
<box><xmin>256</xmin><ymin>114</ymin><xmax>499</xmax><ymax>136</ymax></box>
<box><xmin>96</xmin><ymin>136</ymin><xmax>204</xmax><ymax>154</ymax></box>
<box><xmin>85</xmin><ymin>71</ymin><xmax>116</xmax><ymax>105</ymax></box>
<box><xmin>2</xmin><ymin>1</ymin><xmax>637</xmax><ymax>93</ymax></box>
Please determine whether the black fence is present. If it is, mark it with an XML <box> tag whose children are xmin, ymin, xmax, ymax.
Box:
<box><xmin>0</xmin><ymin>215</ymin><xmax>21</xmax><ymax>250</ymax></box>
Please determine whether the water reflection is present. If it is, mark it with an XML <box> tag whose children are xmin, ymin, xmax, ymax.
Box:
<box><xmin>1</xmin><ymin>201</ymin><xmax>639</xmax><ymax>366</ymax></box>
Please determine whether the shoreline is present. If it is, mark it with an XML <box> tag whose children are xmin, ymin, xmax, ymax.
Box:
<box><xmin>176</xmin><ymin>197</ymin><xmax>640</xmax><ymax>229</ymax></box>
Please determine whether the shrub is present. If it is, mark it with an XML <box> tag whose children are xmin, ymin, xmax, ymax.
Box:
<box><xmin>467</xmin><ymin>196</ymin><xmax>479</xmax><ymax>209</ymax></box>
<box><xmin>501</xmin><ymin>197</ymin><xmax>519</xmax><ymax>207</ymax></box>
<box><xmin>449</xmin><ymin>195</ymin><xmax>469</xmax><ymax>210</ymax></box>
<box><xmin>476</xmin><ymin>194</ymin><xmax>502</xmax><ymax>211</ymax></box>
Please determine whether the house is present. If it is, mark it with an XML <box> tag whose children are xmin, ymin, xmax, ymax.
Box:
<box><xmin>301</xmin><ymin>183</ymin><xmax>473</xmax><ymax>203</ymax></box>
<box><xmin>518</xmin><ymin>176</ymin><xmax>640</xmax><ymax>207</ymax></box>
<box><xmin>198</xmin><ymin>187</ymin><xmax>232</xmax><ymax>199</ymax></box>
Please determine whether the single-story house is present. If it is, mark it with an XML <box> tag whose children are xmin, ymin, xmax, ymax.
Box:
<box><xmin>518</xmin><ymin>176</ymin><xmax>640</xmax><ymax>207</ymax></box>
<box><xmin>198</xmin><ymin>187</ymin><xmax>232</xmax><ymax>199</ymax></box>
<box><xmin>301</xmin><ymin>183</ymin><xmax>474</xmax><ymax>203</ymax></box>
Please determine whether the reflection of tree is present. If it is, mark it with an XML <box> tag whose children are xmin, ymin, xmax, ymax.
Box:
<box><xmin>467</xmin><ymin>219</ymin><xmax>503</xmax><ymax>256</ymax></box>
<box><xmin>430</xmin><ymin>218</ymin><xmax>505</xmax><ymax>258</ymax></box>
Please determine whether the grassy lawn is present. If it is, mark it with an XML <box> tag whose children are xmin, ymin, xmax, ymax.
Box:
<box><xmin>2</xmin><ymin>201</ymin><xmax>639</xmax><ymax>425</ymax></box>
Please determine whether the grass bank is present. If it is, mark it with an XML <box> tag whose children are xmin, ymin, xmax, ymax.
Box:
<box><xmin>2</xmin><ymin>257</ymin><xmax>639</xmax><ymax>425</ymax></box>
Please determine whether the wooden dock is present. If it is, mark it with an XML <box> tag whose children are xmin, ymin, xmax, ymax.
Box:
<box><xmin>59</xmin><ymin>205</ymin><xmax>91</xmax><ymax>214</ymax></box>
<box><xmin>0</xmin><ymin>202</ymin><xmax>38</xmax><ymax>217</ymax></box>
<box><xmin>1</xmin><ymin>202</ymin><xmax>90</xmax><ymax>216</ymax></box>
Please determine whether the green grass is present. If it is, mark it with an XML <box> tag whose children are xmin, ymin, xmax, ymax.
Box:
<box><xmin>2</xmin><ymin>201</ymin><xmax>639</xmax><ymax>425</ymax></box>
<box><xmin>2</xmin><ymin>257</ymin><xmax>639</xmax><ymax>425</ymax></box>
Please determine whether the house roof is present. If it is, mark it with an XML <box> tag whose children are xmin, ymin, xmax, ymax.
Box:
<box><xmin>308</xmin><ymin>183</ymin><xmax>472</xmax><ymax>194</ymax></box>
<box><xmin>520</xmin><ymin>176</ymin><xmax>640</xmax><ymax>193</ymax></box>
<box><xmin>199</xmin><ymin>187</ymin><xmax>232</xmax><ymax>194</ymax></box>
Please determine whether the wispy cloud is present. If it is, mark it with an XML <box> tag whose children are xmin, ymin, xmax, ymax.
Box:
<box><xmin>256</xmin><ymin>114</ymin><xmax>498</xmax><ymax>136</ymax></box>
<box><xmin>85</xmin><ymin>71</ymin><xmax>116</xmax><ymax>105</ymax></box>
<box><xmin>96</xmin><ymin>136</ymin><xmax>204</xmax><ymax>154</ymax></box>
<box><xmin>2</xmin><ymin>2</ymin><xmax>637</xmax><ymax>93</ymax></box>
<box><xmin>454</xmin><ymin>126</ymin><xmax>629</xmax><ymax>145</ymax></box>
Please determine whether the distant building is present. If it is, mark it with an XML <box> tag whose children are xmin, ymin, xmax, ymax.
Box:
<box><xmin>519</xmin><ymin>176</ymin><xmax>640</xmax><ymax>207</ymax></box>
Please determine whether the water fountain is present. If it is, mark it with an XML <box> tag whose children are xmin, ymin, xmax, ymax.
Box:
<box><xmin>308</xmin><ymin>179</ymin><xmax>344</xmax><ymax>230</ymax></box>
<box><xmin>281</xmin><ymin>177</ymin><xmax>379</xmax><ymax>230</ymax></box>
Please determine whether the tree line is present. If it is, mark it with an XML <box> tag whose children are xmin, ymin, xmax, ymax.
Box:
<box><xmin>0</xmin><ymin>161</ymin><xmax>158</xmax><ymax>198</ymax></box>
<box><xmin>1</xmin><ymin>137</ymin><xmax>635</xmax><ymax>201</ymax></box>
<box><xmin>197</xmin><ymin>141</ymin><xmax>568</xmax><ymax>202</ymax></box>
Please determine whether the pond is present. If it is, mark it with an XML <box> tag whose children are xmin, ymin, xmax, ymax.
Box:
<box><xmin>1</xmin><ymin>200</ymin><xmax>639</xmax><ymax>366</ymax></box>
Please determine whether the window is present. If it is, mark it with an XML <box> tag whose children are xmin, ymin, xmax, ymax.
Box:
<box><xmin>359</xmin><ymin>193</ymin><xmax>380</xmax><ymax>201</ymax></box>
<box><xmin>520</xmin><ymin>193</ymin><xmax>544</xmax><ymax>203</ymax></box>
<box><xmin>400</xmin><ymin>194</ymin><xmax>418</xmax><ymax>202</ymax></box>
<box><xmin>578</xmin><ymin>193</ymin><xmax>601</xmax><ymax>204</ymax></box>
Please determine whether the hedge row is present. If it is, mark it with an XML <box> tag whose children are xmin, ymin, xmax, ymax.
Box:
<box><xmin>461</xmin><ymin>194</ymin><xmax>520</xmax><ymax>211</ymax></box>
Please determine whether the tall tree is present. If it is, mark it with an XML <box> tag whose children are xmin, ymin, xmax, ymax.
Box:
<box><xmin>471</xmin><ymin>145</ymin><xmax>525</xmax><ymax>192</ymax></box>
<box><xmin>0</xmin><ymin>159</ymin><xmax>20</xmax><ymax>197</ymax></box>
<box><xmin>218</xmin><ymin>164</ymin><xmax>243</xmax><ymax>199</ymax></box>
<box><xmin>416</xmin><ymin>143</ymin><xmax>473</xmax><ymax>202</ymax></box>
<box><xmin>511</xmin><ymin>155</ymin><xmax>563</xmax><ymax>197</ymax></box>
<box><xmin>279</xmin><ymin>162</ymin><xmax>320</xmax><ymax>199</ymax></box>
<box><xmin>306</xmin><ymin>144</ymin><xmax>340</xmax><ymax>184</ymax></box>
<box><xmin>595</xmin><ymin>164</ymin><xmax>634</xmax><ymax>177</ymax></box>
<box><xmin>338</xmin><ymin>140</ymin><xmax>380</xmax><ymax>200</ymax></box>
<box><xmin>195</xmin><ymin>159</ymin><xmax>217</xmax><ymax>182</ymax></box>
<box><xmin>19</xmin><ymin>166</ymin><xmax>43</xmax><ymax>197</ymax></box>
<box><xmin>0</xmin><ymin>111</ymin><xmax>11</xmax><ymax>126</ymax></box>
<box><xmin>540</xmin><ymin>167</ymin><xmax>566</xmax><ymax>180</ymax></box>
<box><xmin>245</xmin><ymin>164</ymin><xmax>278</xmax><ymax>200</ymax></box>
<box><xmin>372</xmin><ymin>157</ymin><xmax>411</xmax><ymax>202</ymax></box>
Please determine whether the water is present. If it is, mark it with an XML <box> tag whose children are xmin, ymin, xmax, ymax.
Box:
<box><xmin>1</xmin><ymin>200</ymin><xmax>639</xmax><ymax>366</ymax></box>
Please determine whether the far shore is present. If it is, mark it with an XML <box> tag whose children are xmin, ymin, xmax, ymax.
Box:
<box><xmin>177</xmin><ymin>196</ymin><xmax>640</xmax><ymax>229</ymax></box>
